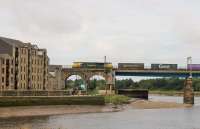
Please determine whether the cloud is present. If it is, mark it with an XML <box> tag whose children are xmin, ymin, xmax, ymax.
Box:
<box><xmin>0</xmin><ymin>0</ymin><xmax>200</xmax><ymax>65</ymax></box>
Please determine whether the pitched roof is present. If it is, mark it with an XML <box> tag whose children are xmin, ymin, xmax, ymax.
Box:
<box><xmin>0</xmin><ymin>36</ymin><xmax>25</xmax><ymax>47</ymax></box>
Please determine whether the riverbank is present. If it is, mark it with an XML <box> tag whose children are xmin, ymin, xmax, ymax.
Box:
<box><xmin>130</xmin><ymin>99</ymin><xmax>192</xmax><ymax>109</ymax></box>
<box><xmin>149</xmin><ymin>91</ymin><xmax>200</xmax><ymax>96</ymax></box>
<box><xmin>0</xmin><ymin>100</ymin><xmax>192</xmax><ymax>118</ymax></box>
<box><xmin>0</xmin><ymin>104</ymin><xmax>120</xmax><ymax>118</ymax></box>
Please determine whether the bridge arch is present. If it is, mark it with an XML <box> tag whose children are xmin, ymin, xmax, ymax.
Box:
<box><xmin>86</xmin><ymin>72</ymin><xmax>107</xmax><ymax>91</ymax></box>
<box><xmin>63</xmin><ymin>72</ymin><xmax>87</xmax><ymax>90</ymax></box>
<box><xmin>87</xmin><ymin>72</ymin><xmax>107</xmax><ymax>80</ymax></box>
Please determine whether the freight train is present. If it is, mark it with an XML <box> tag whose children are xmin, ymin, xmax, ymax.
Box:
<box><xmin>72</xmin><ymin>62</ymin><xmax>200</xmax><ymax>71</ymax></box>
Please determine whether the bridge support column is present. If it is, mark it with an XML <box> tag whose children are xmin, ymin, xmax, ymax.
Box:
<box><xmin>105</xmin><ymin>71</ymin><xmax>115</xmax><ymax>95</ymax></box>
<box><xmin>183</xmin><ymin>77</ymin><xmax>194</xmax><ymax>105</ymax></box>
<box><xmin>84</xmin><ymin>79</ymin><xmax>89</xmax><ymax>94</ymax></box>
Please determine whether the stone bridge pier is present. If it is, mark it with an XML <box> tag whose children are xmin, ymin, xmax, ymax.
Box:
<box><xmin>62</xmin><ymin>69</ymin><xmax>115</xmax><ymax>94</ymax></box>
<box><xmin>184</xmin><ymin>77</ymin><xmax>194</xmax><ymax>104</ymax></box>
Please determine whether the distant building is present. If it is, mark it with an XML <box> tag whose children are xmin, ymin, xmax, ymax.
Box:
<box><xmin>0</xmin><ymin>36</ymin><xmax>49</xmax><ymax>90</ymax></box>
<box><xmin>48</xmin><ymin>65</ymin><xmax>65</xmax><ymax>90</ymax></box>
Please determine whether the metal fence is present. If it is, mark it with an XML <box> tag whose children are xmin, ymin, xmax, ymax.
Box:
<box><xmin>0</xmin><ymin>90</ymin><xmax>71</xmax><ymax>97</ymax></box>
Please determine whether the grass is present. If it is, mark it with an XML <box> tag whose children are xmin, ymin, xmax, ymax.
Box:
<box><xmin>87</xmin><ymin>89</ymin><xmax>99</xmax><ymax>95</ymax></box>
<box><xmin>0</xmin><ymin>96</ymin><xmax>105</xmax><ymax>107</ymax></box>
<box><xmin>104</xmin><ymin>95</ymin><xmax>130</xmax><ymax>105</ymax></box>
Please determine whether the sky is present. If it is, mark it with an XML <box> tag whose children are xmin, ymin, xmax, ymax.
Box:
<box><xmin>0</xmin><ymin>0</ymin><xmax>200</xmax><ymax>67</ymax></box>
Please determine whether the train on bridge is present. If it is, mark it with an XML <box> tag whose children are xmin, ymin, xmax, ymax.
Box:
<box><xmin>72</xmin><ymin>62</ymin><xmax>200</xmax><ymax>71</ymax></box>
<box><xmin>72</xmin><ymin>62</ymin><xmax>113</xmax><ymax>69</ymax></box>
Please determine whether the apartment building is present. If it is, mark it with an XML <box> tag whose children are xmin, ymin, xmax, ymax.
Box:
<box><xmin>0</xmin><ymin>36</ymin><xmax>49</xmax><ymax>90</ymax></box>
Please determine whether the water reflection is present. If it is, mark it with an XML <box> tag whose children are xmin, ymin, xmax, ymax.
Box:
<box><xmin>0</xmin><ymin>116</ymin><xmax>50</xmax><ymax>129</ymax></box>
<box><xmin>0</xmin><ymin>96</ymin><xmax>200</xmax><ymax>129</ymax></box>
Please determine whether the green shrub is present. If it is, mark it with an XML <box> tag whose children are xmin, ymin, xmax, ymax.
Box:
<box><xmin>104</xmin><ymin>95</ymin><xmax>130</xmax><ymax>105</ymax></box>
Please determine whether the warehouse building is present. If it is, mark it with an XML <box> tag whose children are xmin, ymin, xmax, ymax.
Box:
<box><xmin>0</xmin><ymin>36</ymin><xmax>49</xmax><ymax>90</ymax></box>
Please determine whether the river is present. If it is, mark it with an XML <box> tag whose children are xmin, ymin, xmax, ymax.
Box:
<box><xmin>1</xmin><ymin>95</ymin><xmax>200</xmax><ymax>129</ymax></box>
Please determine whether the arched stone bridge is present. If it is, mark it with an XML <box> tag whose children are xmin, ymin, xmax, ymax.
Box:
<box><xmin>62</xmin><ymin>68</ymin><xmax>115</xmax><ymax>90</ymax></box>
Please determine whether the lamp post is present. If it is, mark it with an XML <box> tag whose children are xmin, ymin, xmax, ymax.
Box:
<box><xmin>187</xmin><ymin>56</ymin><xmax>192</xmax><ymax>78</ymax></box>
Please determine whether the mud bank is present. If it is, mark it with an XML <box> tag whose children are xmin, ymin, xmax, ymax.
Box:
<box><xmin>0</xmin><ymin>100</ymin><xmax>192</xmax><ymax>118</ymax></box>
<box><xmin>130</xmin><ymin>100</ymin><xmax>192</xmax><ymax>109</ymax></box>
<box><xmin>0</xmin><ymin>105</ymin><xmax>119</xmax><ymax>118</ymax></box>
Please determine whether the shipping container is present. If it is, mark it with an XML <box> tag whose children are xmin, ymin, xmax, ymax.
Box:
<box><xmin>151</xmin><ymin>64</ymin><xmax>177</xmax><ymax>70</ymax></box>
<box><xmin>118</xmin><ymin>63</ymin><xmax>144</xmax><ymax>70</ymax></box>
<box><xmin>187</xmin><ymin>64</ymin><xmax>200</xmax><ymax>71</ymax></box>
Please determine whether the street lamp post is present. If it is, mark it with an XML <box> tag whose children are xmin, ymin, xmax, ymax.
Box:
<box><xmin>187</xmin><ymin>56</ymin><xmax>192</xmax><ymax>78</ymax></box>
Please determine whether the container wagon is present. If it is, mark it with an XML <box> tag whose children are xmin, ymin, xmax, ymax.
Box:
<box><xmin>151</xmin><ymin>64</ymin><xmax>177</xmax><ymax>70</ymax></box>
<box><xmin>187</xmin><ymin>64</ymin><xmax>200</xmax><ymax>71</ymax></box>
<box><xmin>118</xmin><ymin>63</ymin><xmax>144</xmax><ymax>70</ymax></box>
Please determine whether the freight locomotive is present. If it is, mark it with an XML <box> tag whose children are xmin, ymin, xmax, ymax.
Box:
<box><xmin>72</xmin><ymin>62</ymin><xmax>113</xmax><ymax>69</ymax></box>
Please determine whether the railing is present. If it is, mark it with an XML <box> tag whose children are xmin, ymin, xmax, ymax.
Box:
<box><xmin>0</xmin><ymin>90</ymin><xmax>72</xmax><ymax>97</ymax></box>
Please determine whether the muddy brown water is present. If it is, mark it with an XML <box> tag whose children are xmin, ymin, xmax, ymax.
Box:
<box><xmin>0</xmin><ymin>95</ymin><xmax>200</xmax><ymax>129</ymax></box>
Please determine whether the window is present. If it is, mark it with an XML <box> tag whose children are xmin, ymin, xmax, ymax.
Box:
<box><xmin>11</xmin><ymin>68</ymin><xmax>13</xmax><ymax>74</ymax></box>
<box><xmin>2</xmin><ymin>68</ymin><xmax>4</xmax><ymax>74</ymax></box>
<box><xmin>2</xmin><ymin>77</ymin><xmax>4</xmax><ymax>83</ymax></box>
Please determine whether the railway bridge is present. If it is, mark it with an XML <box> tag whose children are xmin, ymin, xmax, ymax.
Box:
<box><xmin>62</xmin><ymin>68</ymin><xmax>115</xmax><ymax>93</ymax></box>
<box><xmin>62</xmin><ymin>66</ymin><xmax>200</xmax><ymax>105</ymax></box>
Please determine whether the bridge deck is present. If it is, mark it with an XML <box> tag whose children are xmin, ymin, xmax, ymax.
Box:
<box><xmin>115</xmin><ymin>69</ymin><xmax>200</xmax><ymax>77</ymax></box>
<box><xmin>62</xmin><ymin>68</ymin><xmax>200</xmax><ymax>78</ymax></box>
